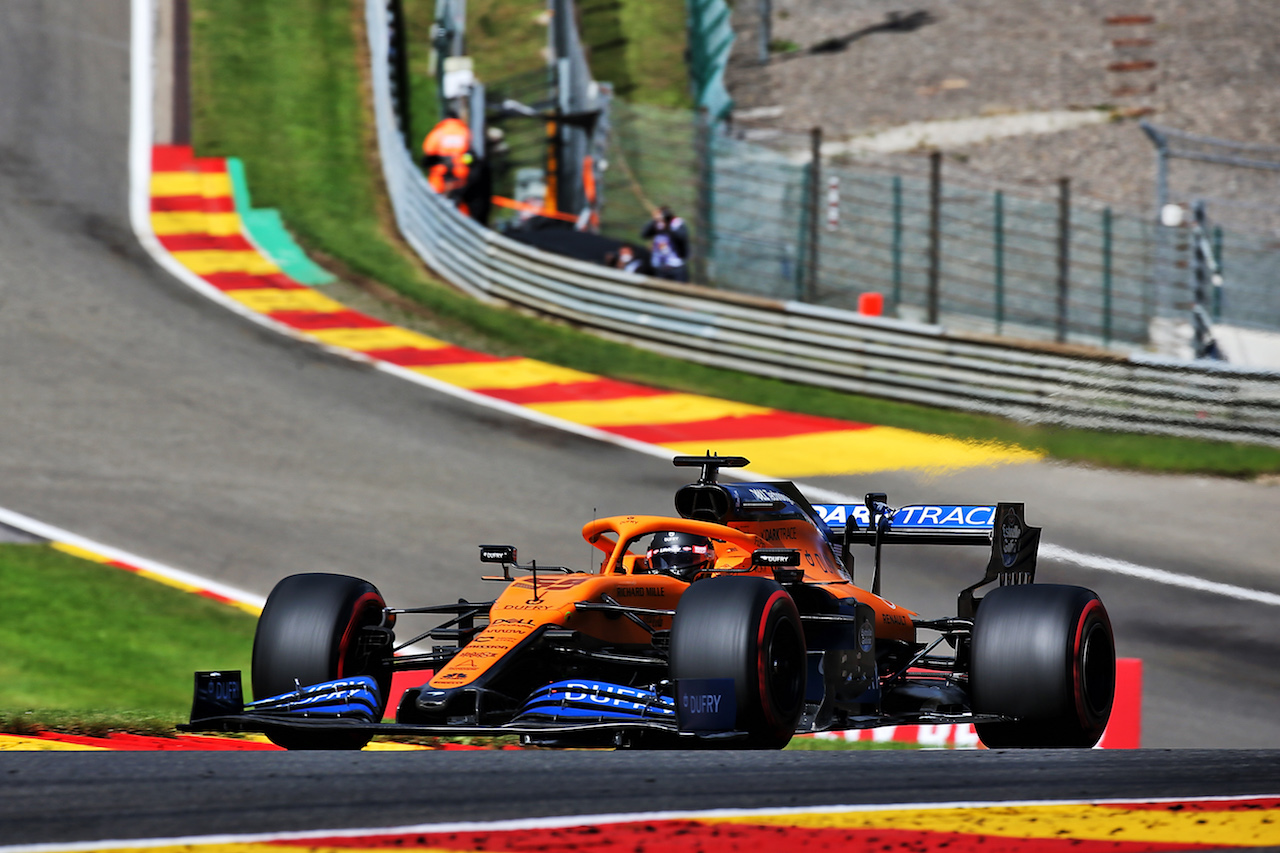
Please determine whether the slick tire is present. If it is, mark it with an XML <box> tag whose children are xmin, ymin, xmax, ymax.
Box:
<box><xmin>971</xmin><ymin>584</ymin><xmax>1115</xmax><ymax>748</ymax></box>
<box><xmin>670</xmin><ymin>576</ymin><xmax>806</xmax><ymax>749</ymax></box>
<box><xmin>252</xmin><ymin>573</ymin><xmax>392</xmax><ymax>750</ymax></box>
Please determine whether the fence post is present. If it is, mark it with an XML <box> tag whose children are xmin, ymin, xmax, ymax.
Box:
<box><xmin>806</xmin><ymin>126</ymin><xmax>822</xmax><ymax>302</ymax></box>
<box><xmin>1103</xmin><ymin>207</ymin><xmax>1113</xmax><ymax>347</ymax></box>
<box><xmin>1212</xmin><ymin>224</ymin><xmax>1224</xmax><ymax>320</ymax></box>
<box><xmin>758</xmin><ymin>0</ymin><xmax>772</xmax><ymax>64</ymax></box>
<box><xmin>994</xmin><ymin>190</ymin><xmax>1004</xmax><ymax>335</ymax></box>
<box><xmin>1141</xmin><ymin>122</ymin><xmax>1171</xmax><ymax>327</ymax></box>
<box><xmin>1056</xmin><ymin>176</ymin><xmax>1071</xmax><ymax>344</ymax></box>
<box><xmin>1192</xmin><ymin>200</ymin><xmax>1211</xmax><ymax>354</ymax></box>
<box><xmin>693</xmin><ymin>107</ymin><xmax>714</xmax><ymax>283</ymax></box>
<box><xmin>927</xmin><ymin>151</ymin><xmax>941</xmax><ymax>325</ymax></box>
<box><xmin>892</xmin><ymin>175</ymin><xmax>903</xmax><ymax>310</ymax></box>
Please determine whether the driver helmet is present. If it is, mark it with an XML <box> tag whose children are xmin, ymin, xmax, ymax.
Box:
<box><xmin>645</xmin><ymin>531</ymin><xmax>715</xmax><ymax>581</ymax></box>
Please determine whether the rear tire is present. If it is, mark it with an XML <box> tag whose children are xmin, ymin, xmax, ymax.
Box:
<box><xmin>971</xmin><ymin>584</ymin><xmax>1115</xmax><ymax>748</ymax></box>
<box><xmin>251</xmin><ymin>573</ymin><xmax>392</xmax><ymax>750</ymax></box>
<box><xmin>670</xmin><ymin>576</ymin><xmax>806</xmax><ymax>748</ymax></box>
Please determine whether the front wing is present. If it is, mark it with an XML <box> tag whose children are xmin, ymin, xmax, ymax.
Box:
<box><xmin>180</xmin><ymin>670</ymin><xmax>1007</xmax><ymax>747</ymax></box>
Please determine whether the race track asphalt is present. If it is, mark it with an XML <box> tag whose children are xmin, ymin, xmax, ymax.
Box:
<box><xmin>1</xmin><ymin>5</ymin><xmax>1278</xmax><ymax>843</ymax></box>
<box><xmin>2</xmin><ymin>749</ymin><xmax>1280</xmax><ymax>846</ymax></box>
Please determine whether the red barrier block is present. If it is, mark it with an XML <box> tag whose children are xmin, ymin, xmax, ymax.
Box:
<box><xmin>1097</xmin><ymin>657</ymin><xmax>1142</xmax><ymax>748</ymax></box>
<box><xmin>386</xmin><ymin>669</ymin><xmax>434</xmax><ymax>720</ymax></box>
<box><xmin>858</xmin><ymin>292</ymin><xmax>884</xmax><ymax>316</ymax></box>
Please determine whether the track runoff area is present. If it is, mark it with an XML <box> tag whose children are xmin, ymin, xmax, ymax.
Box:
<box><xmin>2</xmin><ymin>796</ymin><xmax>1278</xmax><ymax>852</ymax></box>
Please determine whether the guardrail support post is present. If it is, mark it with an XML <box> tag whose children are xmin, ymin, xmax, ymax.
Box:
<box><xmin>927</xmin><ymin>151</ymin><xmax>941</xmax><ymax>325</ymax></box>
<box><xmin>1056</xmin><ymin>176</ymin><xmax>1071</xmax><ymax>344</ymax></box>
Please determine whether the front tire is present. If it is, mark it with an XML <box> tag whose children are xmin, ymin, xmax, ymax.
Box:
<box><xmin>971</xmin><ymin>584</ymin><xmax>1115</xmax><ymax>748</ymax></box>
<box><xmin>670</xmin><ymin>576</ymin><xmax>806</xmax><ymax>748</ymax></box>
<box><xmin>251</xmin><ymin>573</ymin><xmax>392</xmax><ymax>750</ymax></box>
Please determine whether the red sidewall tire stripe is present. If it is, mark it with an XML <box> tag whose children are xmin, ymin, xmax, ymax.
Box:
<box><xmin>1071</xmin><ymin>597</ymin><xmax>1112</xmax><ymax>729</ymax></box>
<box><xmin>756</xmin><ymin>590</ymin><xmax>793</xmax><ymax>731</ymax></box>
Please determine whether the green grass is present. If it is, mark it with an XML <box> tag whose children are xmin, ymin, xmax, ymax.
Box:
<box><xmin>0</xmin><ymin>544</ymin><xmax>256</xmax><ymax>729</ymax></box>
<box><xmin>578</xmin><ymin>0</ymin><xmax>692</xmax><ymax>108</ymax></box>
<box><xmin>187</xmin><ymin>1</ymin><xmax>1280</xmax><ymax>479</ymax></box>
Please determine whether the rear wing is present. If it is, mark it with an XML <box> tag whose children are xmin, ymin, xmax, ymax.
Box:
<box><xmin>812</xmin><ymin>497</ymin><xmax>1040</xmax><ymax>618</ymax></box>
<box><xmin>814</xmin><ymin>503</ymin><xmax>999</xmax><ymax>545</ymax></box>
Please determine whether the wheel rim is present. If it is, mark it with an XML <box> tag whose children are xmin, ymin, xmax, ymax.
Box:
<box><xmin>763</xmin><ymin>614</ymin><xmax>805</xmax><ymax>722</ymax></box>
<box><xmin>1078</xmin><ymin>617</ymin><xmax>1115</xmax><ymax>720</ymax></box>
<box><xmin>336</xmin><ymin>592</ymin><xmax>386</xmax><ymax>679</ymax></box>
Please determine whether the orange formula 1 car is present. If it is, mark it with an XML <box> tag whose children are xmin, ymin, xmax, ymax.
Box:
<box><xmin>185</xmin><ymin>454</ymin><xmax>1116</xmax><ymax>750</ymax></box>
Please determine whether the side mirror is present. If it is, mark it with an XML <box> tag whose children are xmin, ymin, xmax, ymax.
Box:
<box><xmin>479</xmin><ymin>545</ymin><xmax>517</xmax><ymax>564</ymax></box>
<box><xmin>752</xmin><ymin>549</ymin><xmax>803</xmax><ymax>584</ymax></box>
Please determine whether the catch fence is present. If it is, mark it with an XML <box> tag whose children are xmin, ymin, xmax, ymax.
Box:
<box><xmin>1143</xmin><ymin>123</ymin><xmax>1280</xmax><ymax>338</ymax></box>
<box><xmin>595</xmin><ymin>105</ymin><xmax>1280</xmax><ymax>354</ymax></box>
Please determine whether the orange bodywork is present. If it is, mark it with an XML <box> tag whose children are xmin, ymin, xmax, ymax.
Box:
<box><xmin>428</xmin><ymin>513</ymin><xmax>915</xmax><ymax>690</ymax></box>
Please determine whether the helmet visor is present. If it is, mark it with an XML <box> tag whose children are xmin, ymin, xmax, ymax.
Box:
<box><xmin>646</xmin><ymin>532</ymin><xmax>713</xmax><ymax>579</ymax></box>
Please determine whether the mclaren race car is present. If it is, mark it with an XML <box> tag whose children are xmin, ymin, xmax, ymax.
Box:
<box><xmin>185</xmin><ymin>453</ymin><xmax>1116</xmax><ymax>750</ymax></box>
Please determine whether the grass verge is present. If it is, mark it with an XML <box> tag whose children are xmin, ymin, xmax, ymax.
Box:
<box><xmin>188</xmin><ymin>0</ymin><xmax>1280</xmax><ymax>478</ymax></box>
<box><xmin>0</xmin><ymin>544</ymin><xmax>256</xmax><ymax>732</ymax></box>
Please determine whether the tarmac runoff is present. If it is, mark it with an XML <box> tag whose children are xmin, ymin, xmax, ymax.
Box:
<box><xmin>145</xmin><ymin>144</ymin><xmax>1039</xmax><ymax>481</ymax></box>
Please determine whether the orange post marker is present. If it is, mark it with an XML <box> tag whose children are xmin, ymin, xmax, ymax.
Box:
<box><xmin>386</xmin><ymin>669</ymin><xmax>435</xmax><ymax>721</ymax></box>
<box><xmin>1096</xmin><ymin>657</ymin><xmax>1143</xmax><ymax>748</ymax></box>
<box><xmin>858</xmin><ymin>292</ymin><xmax>884</xmax><ymax>316</ymax></box>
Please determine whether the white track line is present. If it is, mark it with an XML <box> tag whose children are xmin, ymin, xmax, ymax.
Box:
<box><xmin>2</xmin><ymin>792</ymin><xmax>1277</xmax><ymax>853</ymax></box>
<box><xmin>1038</xmin><ymin>542</ymin><xmax>1280</xmax><ymax>607</ymax></box>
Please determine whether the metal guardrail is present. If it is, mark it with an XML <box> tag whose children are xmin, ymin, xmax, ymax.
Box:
<box><xmin>365</xmin><ymin>0</ymin><xmax>1280</xmax><ymax>446</ymax></box>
